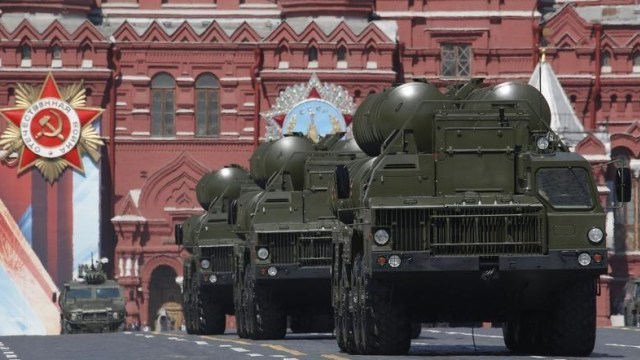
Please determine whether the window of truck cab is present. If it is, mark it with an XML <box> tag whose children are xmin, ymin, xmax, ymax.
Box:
<box><xmin>535</xmin><ymin>167</ymin><xmax>595</xmax><ymax>209</ymax></box>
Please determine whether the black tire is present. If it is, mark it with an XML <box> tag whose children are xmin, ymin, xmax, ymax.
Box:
<box><xmin>245</xmin><ymin>267</ymin><xmax>286</xmax><ymax>340</ymax></box>
<box><xmin>355</xmin><ymin>254</ymin><xmax>411</xmax><ymax>355</ymax></box>
<box><xmin>337</xmin><ymin>261</ymin><xmax>357</xmax><ymax>353</ymax></box>
<box><xmin>503</xmin><ymin>313</ymin><xmax>550</xmax><ymax>355</ymax></box>
<box><xmin>242</xmin><ymin>265</ymin><xmax>257</xmax><ymax>338</ymax></box>
<box><xmin>410</xmin><ymin>323</ymin><xmax>422</xmax><ymax>339</ymax></box>
<box><xmin>200</xmin><ymin>295</ymin><xmax>226</xmax><ymax>335</ymax></box>
<box><xmin>234</xmin><ymin>268</ymin><xmax>248</xmax><ymax>338</ymax></box>
<box><xmin>548</xmin><ymin>278</ymin><xmax>596</xmax><ymax>357</ymax></box>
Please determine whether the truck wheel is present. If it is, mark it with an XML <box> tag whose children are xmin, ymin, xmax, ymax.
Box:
<box><xmin>503</xmin><ymin>314</ymin><xmax>550</xmax><ymax>355</ymax></box>
<box><xmin>548</xmin><ymin>278</ymin><xmax>596</xmax><ymax>356</ymax></box>
<box><xmin>201</xmin><ymin>298</ymin><xmax>226</xmax><ymax>335</ymax></box>
<box><xmin>242</xmin><ymin>265</ymin><xmax>256</xmax><ymax>338</ymax></box>
<box><xmin>234</xmin><ymin>269</ymin><xmax>248</xmax><ymax>338</ymax></box>
<box><xmin>355</xmin><ymin>254</ymin><xmax>411</xmax><ymax>355</ymax></box>
<box><xmin>410</xmin><ymin>323</ymin><xmax>422</xmax><ymax>339</ymax></box>
<box><xmin>337</xmin><ymin>262</ymin><xmax>356</xmax><ymax>353</ymax></box>
<box><xmin>245</xmin><ymin>267</ymin><xmax>286</xmax><ymax>340</ymax></box>
<box><xmin>351</xmin><ymin>255</ymin><xmax>365</xmax><ymax>354</ymax></box>
<box><xmin>253</xmin><ymin>283</ymin><xmax>286</xmax><ymax>339</ymax></box>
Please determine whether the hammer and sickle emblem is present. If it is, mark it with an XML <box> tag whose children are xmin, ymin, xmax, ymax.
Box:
<box><xmin>35</xmin><ymin>111</ymin><xmax>65</xmax><ymax>141</ymax></box>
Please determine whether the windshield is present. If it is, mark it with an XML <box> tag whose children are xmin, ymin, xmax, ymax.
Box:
<box><xmin>96</xmin><ymin>287</ymin><xmax>121</xmax><ymax>299</ymax></box>
<box><xmin>536</xmin><ymin>168</ymin><xmax>594</xmax><ymax>209</ymax></box>
<box><xmin>67</xmin><ymin>288</ymin><xmax>92</xmax><ymax>301</ymax></box>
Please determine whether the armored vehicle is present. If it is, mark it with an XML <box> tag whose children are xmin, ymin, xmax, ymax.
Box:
<box><xmin>623</xmin><ymin>277</ymin><xmax>640</xmax><ymax>327</ymax></box>
<box><xmin>176</xmin><ymin>165</ymin><xmax>256</xmax><ymax>334</ymax></box>
<box><xmin>58</xmin><ymin>258</ymin><xmax>126</xmax><ymax>334</ymax></box>
<box><xmin>330</xmin><ymin>79</ymin><xmax>631</xmax><ymax>356</ymax></box>
<box><xmin>232</xmin><ymin>133</ymin><xmax>363</xmax><ymax>340</ymax></box>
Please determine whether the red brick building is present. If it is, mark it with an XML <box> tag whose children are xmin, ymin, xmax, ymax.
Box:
<box><xmin>1</xmin><ymin>0</ymin><xmax>639</xmax><ymax>328</ymax></box>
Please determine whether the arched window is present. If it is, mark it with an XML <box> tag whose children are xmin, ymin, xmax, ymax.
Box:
<box><xmin>633</xmin><ymin>51</ymin><xmax>640</xmax><ymax>72</ymax></box>
<box><xmin>337</xmin><ymin>46</ymin><xmax>347</xmax><ymax>69</ymax></box>
<box><xmin>195</xmin><ymin>74</ymin><xmax>220</xmax><ymax>137</ymax></box>
<box><xmin>51</xmin><ymin>45</ymin><xmax>62</xmax><ymax>68</ymax></box>
<box><xmin>151</xmin><ymin>73</ymin><xmax>175</xmax><ymax>137</ymax></box>
<box><xmin>20</xmin><ymin>45</ymin><xmax>32</xmax><ymax>67</ymax></box>
<box><xmin>308</xmin><ymin>46</ymin><xmax>318</xmax><ymax>68</ymax></box>
<box><xmin>601</xmin><ymin>50</ymin><xmax>612</xmax><ymax>73</ymax></box>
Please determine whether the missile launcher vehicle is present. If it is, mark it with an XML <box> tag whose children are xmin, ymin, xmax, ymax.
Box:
<box><xmin>231</xmin><ymin>133</ymin><xmax>364</xmax><ymax>340</ymax></box>
<box><xmin>176</xmin><ymin>165</ymin><xmax>257</xmax><ymax>334</ymax></box>
<box><xmin>330</xmin><ymin>79</ymin><xmax>631</xmax><ymax>356</ymax></box>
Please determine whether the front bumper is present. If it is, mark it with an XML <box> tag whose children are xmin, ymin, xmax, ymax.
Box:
<box><xmin>199</xmin><ymin>271</ymin><xmax>233</xmax><ymax>285</ymax></box>
<box><xmin>370</xmin><ymin>250</ymin><xmax>607</xmax><ymax>274</ymax></box>
<box><xmin>253</xmin><ymin>264</ymin><xmax>330</xmax><ymax>281</ymax></box>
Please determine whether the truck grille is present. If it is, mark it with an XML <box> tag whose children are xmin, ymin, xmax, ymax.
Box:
<box><xmin>201</xmin><ymin>246</ymin><xmax>234</xmax><ymax>272</ymax></box>
<box><xmin>259</xmin><ymin>231</ymin><xmax>332</xmax><ymax>266</ymax></box>
<box><xmin>375</xmin><ymin>207</ymin><xmax>545</xmax><ymax>255</ymax></box>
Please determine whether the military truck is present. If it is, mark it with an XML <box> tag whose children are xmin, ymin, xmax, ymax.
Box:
<box><xmin>57</xmin><ymin>258</ymin><xmax>126</xmax><ymax>334</ymax></box>
<box><xmin>623</xmin><ymin>277</ymin><xmax>640</xmax><ymax>327</ymax></box>
<box><xmin>329</xmin><ymin>79</ymin><xmax>631</xmax><ymax>356</ymax></box>
<box><xmin>231</xmin><ymin>133</ymin><xmax>363</xmax><ymax>340</ymax></box>
<box><xmin>176</xmin><ymin>165</ymin><xmax>255</xmax><ymax>334</ymax></box>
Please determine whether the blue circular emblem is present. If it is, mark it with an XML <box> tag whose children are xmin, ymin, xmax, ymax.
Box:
<box><xmin>282</xmin><ymin>99</ymin><xmax>346</xmax><ymax>142</ymax></box>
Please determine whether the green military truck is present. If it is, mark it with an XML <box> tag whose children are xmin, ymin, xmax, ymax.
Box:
<box><xmin>231</xmin><ymin>134</ymin><xmax>363</xmax><ymax>340</ymax></box>
<box><xmin>330</xmin><ymin>79</ymin><xmax>631</xmax><ymax>356</ymax></box>
<box><xmin>176</xmin><ymin>165</ymin><xmax>255</xmax><ymax>334</ymax></box>
<box><xmin>57</xmin><ymin>258</ymin><xmax>126</xmax><ymax>334</ymax></box>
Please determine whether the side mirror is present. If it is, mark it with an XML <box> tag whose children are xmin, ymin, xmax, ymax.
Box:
<box><xmin>52</xmin><ymin>292</ymin><xmax>57</xmax><ymax>303</ymax></box>
<box><xmin>335</xmin><ymin>165</ymin><xmax>351</xmax><ymax>199</ymax></box>
<box><xmin>616</xmin><ymin>167</ymin><xmax>632</xmax><ymax>203</ymax></box>
<box><xmin>175</xmin><ymin>224</ymin><xmax>183</xmax><ymax>245</ymax></box>
<box><xmin>227</xmin><ymin>200</ymin><xmax>238</xmax><ymax>225</ymax></box>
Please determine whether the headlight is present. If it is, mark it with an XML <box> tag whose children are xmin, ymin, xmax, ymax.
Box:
<box><xmin>373</xmin><ymin>229</ymin><xmax>390</xmax><ymax>246</ymax></box>
<box><xmin>389</xmin><ymin>255</ymin><xmax>402</xmax><ymax>268</ymax></box>
<box><xmin>71</xmin><ymin>312</ymin><xmax>82</xmax><ymax>321</ymax></box>
<box><xmin>209</xmin><ymin>274</ymin><xmax>218</xmax><ymax>283</ymax></box>
<box><xmin>112</xmin><ymin>312</ymin><xmax>119</xmax><ymax>319</ymax></box>
<box><xmin>536</xmin><ymin>136</ymin><xmax>550</xmax><ymax>150</ymax></box>
<box><xmin>587</xmin><ymin>227</ymin><xmax>604</xmax><ymax>244</ymax></box>
<box><xmin>200</xmin><ymin>259</ymin><xmax>211</xmax><ymax>269</ymax></box>
<box><xmin>267</xmin><ymin>267</ymin><xmax>278</xmax><ymax>276</ymax></box>
<box><xmin>257</xmin><ymin>247</ymin><xmax>269</xmax><ymax>260</ymax></box>
<box><xmin>578</xmin><ymin>252</ymin><xmax>592</xmax><ymax>266</ymax></box>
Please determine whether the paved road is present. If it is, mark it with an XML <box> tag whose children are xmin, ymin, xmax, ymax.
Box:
<box><xmin>1</xmin><ymin>326</ymin><xmax>639</xmax><ymax>360</ymax></box>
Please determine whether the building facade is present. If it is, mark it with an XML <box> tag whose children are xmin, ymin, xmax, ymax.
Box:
<box><xmin>0</xmin><ymin>0</ymin><xmax>639</xmax><ymax>329</ymax></box>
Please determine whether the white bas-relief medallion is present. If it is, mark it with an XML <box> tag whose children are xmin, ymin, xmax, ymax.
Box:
<box><xmin>262</xmin><ymin>73</ymin><xmax>355</xmax><ymax>142</ymax></box>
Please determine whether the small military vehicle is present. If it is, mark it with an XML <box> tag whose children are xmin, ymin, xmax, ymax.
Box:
<box><xmin>57</xmin><ymin>258</ymin><xmax>126</xmax><ymax>334</ymax></box>
<box><xmin>329</xmin><ymin>79</ymin><xmax>631</xmax><ymax>356</ymax></box>
<box><xmin>623</xmin><ymin>277</ymin><xmax>640</xmax><ymax>326</ymax></box>
<box><xmin>176</xmin><ymin>165</ymin><xmax>256</xmax><ymax>334</ymax></box>
<box><xmin>231</xmin><ymin>133</ymin><xmax>363</xmax><ymax>340</ymax></box>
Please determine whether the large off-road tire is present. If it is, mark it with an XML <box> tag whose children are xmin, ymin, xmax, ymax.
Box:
<box><xmin>547</xmin><ymin>278</ymin><xmax>597</xmax><ymax>357</ymax></box>
<box><xmin>354</xmin><ymin>254</ymin><xmax>411</xmax><ymax>355</ymax></box>
<box><xmin>336</xmin><ymin>261</ymin><xmax>357</xmax><ymax>353</ymax></box>
<box><xmin>503</xmin><ymin>313</ymin><xmax>549</xmax><ymax>354</ymax></box>
<box><xmin>242</xmin><ymin>266</ymin><xmax>257</xmax><ymax>338</ymax></box>
<box><xmin>200</xmin><ymin>295</ymin><xmax>226</xmax><ymax>335</ymax></box>
<box><xmin>234</xmin><ymin>268</ymin><xmax>248</xmax><ymax>338</ymax></box>
<box><xmin>245</xmin><ymin>267</ymin><xmax>287</xmax><ymax>340</ymax></box>
<box><xmin>410</xmin><ymin>323</ymin><xmax>422</xmax><ymax>339</ymax></box>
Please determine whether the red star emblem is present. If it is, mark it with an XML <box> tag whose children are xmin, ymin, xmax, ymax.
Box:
<box><xmin>0</xmin><ymin>73</ymin><xmax>104</xmax><ymax>176</ymax></box>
